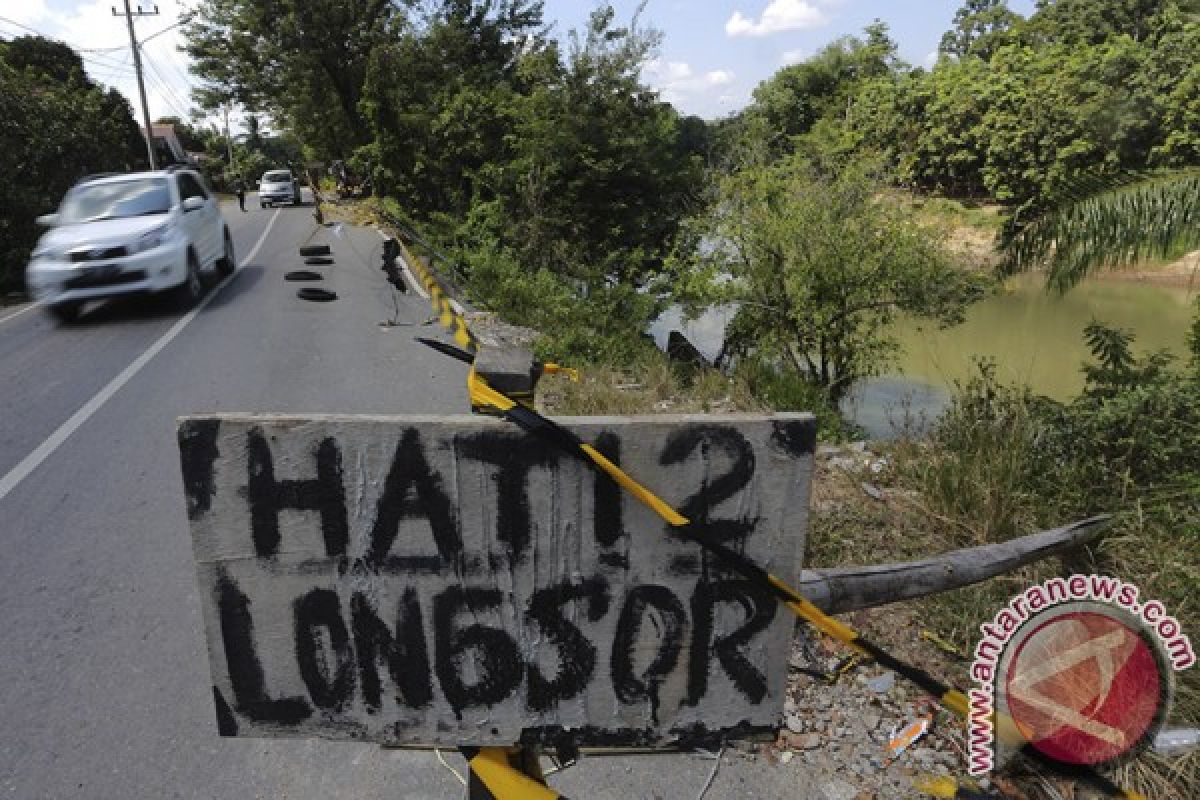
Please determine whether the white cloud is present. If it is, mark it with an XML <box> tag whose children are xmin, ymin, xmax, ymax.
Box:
<box><xmin>780</xmin><ymin>48</ymin><xmax>806</xmax><ymax>66</ymax></box>
<box><xmin>643</xmin><ymin>58</ymin><xmax>694</xmax><ymax>84</ymax></box>
<box><xmin>924</xmin><ymin>50</ymin><xmax>939</xmax><ymax>67</ymax></box>
<box><xmin>644</xmin><ymin>58</ymin><xmax>735</xmax><ymax>94</ymax></box>
<box><xmin>725</xmin><ymin>0</ymin><xmax>828</xmax><ymax>38</ymax></box>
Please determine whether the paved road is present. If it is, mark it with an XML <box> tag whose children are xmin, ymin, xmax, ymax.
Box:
<box><xmin>0</xmin><ymin>198</ymin><xmax>816</xmax><ymax>799</ymax></box>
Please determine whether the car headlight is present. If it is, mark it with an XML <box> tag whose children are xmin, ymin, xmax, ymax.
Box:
<box><xmin>132</xmin><ymin>224</ymin><xmax>172</xmax><ymax>253</ymax></box>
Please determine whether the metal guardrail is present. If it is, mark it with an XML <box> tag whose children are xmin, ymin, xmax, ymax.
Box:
<box><xmin>374</xmin><ymin>206</ymin><xmax>470</xmax><ymax>302</ymax></box>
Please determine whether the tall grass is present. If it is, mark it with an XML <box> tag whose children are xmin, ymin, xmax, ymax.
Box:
<box><xmin>893</xmin><ymin>341</ymin><xmax>1200</xmax><ymax>798</ymax></box>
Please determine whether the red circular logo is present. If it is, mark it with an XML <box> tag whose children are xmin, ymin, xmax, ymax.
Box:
<box><xmin>1002</xmin><ymin>608</ymin><xmax>1167</xmax><ymax>766</ymax></box>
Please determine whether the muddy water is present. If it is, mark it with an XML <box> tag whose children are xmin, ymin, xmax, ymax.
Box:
<box><xmin>651</xmin><ymin>274</ymin><xmax>1198</xmax><ymax>439</ymax></box>
<box><xmin>853</xmin><ymin>274</ymin><xmax>1198</xmax><ymax>436</ymax></box>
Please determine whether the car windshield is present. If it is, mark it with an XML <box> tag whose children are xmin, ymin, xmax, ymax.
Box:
<box><xmin>262</xmin><ymin>171</ymin><xmax>292</xmax><ymax>183</ymax></box>
<box><xmin>58</xmin><ymin>178</ymin><xmax>172</xmax><ymax>223</ymax></box>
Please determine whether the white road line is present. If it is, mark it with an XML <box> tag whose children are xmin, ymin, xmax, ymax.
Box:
<box><xmin>0</xmin><ymin>303</ymin><xmax>37</xmax><ymax>326</ymax></box>
<box><xmin>0</xmin><ymin>210</ymin><xmax>282</xmax><ymax>504</ymax></box>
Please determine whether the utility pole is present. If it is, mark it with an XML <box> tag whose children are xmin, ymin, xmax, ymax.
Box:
<box><xmin>113</xmin><ymin>1</ymin><xmax>160</xmax><ymax>170</ymax></box>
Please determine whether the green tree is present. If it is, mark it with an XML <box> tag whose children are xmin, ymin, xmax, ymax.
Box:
<box><xmin>677</xmin><ymin>157</ymin><xmax>986</xmax><ymax>402</ymax></box>
<box><xmin>439</xmin><ymin>4</ymin><xmax>705</xmax><ymax>360</ymax></box>
<box><xmin>183</xmin><ymin>0</ymin><xmax>405</xmax><ymax>159</ymax></box>
<box><xmin>1027</xmin><ymin>0</ymin><xmax>1197</xmax><ymax>45</ymax></box>
<box><xmin>939</xmin><ymin>0</ymin><xmax>1023</xmax><ymax>61</ymax></box>
<box><xmin>359</xmin><ymin>0</ymin><xmax>545</xmax><ymax>216</ymax></box>
<box><xmin>741</xmin><ymin>21</ymin><xmax>906</xmax><ymax>171</ymax></box>
<box><xmin>0</xmin><ymin>36</ymin><xmax>144</xmax><ymax>293</ymax></box>
<box><xmin>483</xmin><ymin>4</ymin><xmax>701</xmax><ymax>287</ymax></box>
<box><xmin>905</xmin><ymin>56</ymin><xmax>993</xmax><ymax>195</ymax></box>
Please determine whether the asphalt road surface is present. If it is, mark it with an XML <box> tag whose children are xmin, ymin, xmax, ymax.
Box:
<box><xmin>0</xmin><ymin>197</ymin><xmax>817</xmax><ymax>799</ymax></box>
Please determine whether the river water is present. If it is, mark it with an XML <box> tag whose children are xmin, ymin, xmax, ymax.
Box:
<box><xmin>650</xmin><ymin>274</ymin><xmax>1198</xmax><ymax>439</ymax></box>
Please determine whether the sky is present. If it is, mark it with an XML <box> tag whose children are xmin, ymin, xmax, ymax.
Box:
<box><xmin>1</xmin><ymin>0</ymin><xmax>1041</xmax><ymax>131</ymax></box>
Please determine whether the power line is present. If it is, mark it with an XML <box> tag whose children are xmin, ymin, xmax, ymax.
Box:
<box><xmin>161</xmin><ymin>50</ymin><xmax>196</xmax><ymax>94</ymax></box>
<box><xmin>138</xmin><ymin>58</ymin><xmax>184</xmax><ymax>118</ymax></box>
<box><xmin>140</xmin><ymin>46</ymin><xmax>193</xmax><ymax>119</ymax></box>
<box><xmin>139</xmin><ymin>18</ymin><xmax>188</xmax><ymax>46</ymax></box>
<box><xmin>0</xmin><ymin>18</ymin><xmax>132</xmax><ymax>72</ymax></box>
<box><xmin>0</xmin><ymin>14</ymin><xmax>56</xmax><ymax>38</ymax></box>
<box><xmin>91</xmin><ymin>46</ymin><xmax>134</xmax><ymax>87</ymax></box>
<box><xmin>0</xmin><ymin>21</ymin><xmax>132</xmax><ymax>75</ymax></box>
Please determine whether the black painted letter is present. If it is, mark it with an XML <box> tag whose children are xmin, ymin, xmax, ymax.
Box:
<box><xmin>660</xmin><ymin>426</ymin><xmax>757</xmax><ymax>545</ymax></box>
<box><xmin>368</xmin><ymin>428</ymin><xmax>461</xmax><ymax>568</ymax></box>
<box><xmin>687</xmin><ymin>580</ymin><xmax>776</xmax><ymax>705</ymax></box>
<box><xmin>294</xmin><ymin>589</ymin><xmax>356</xmax><ymax>712</ymax></box>
<box><xmin>610</xmin><ymin>585</ymin><xmax>688</xmax><ymax>722</ymax></box>
<box><xmin>434</xmin><ymin>587</ymin><xmax>523</xmax><ymax>714</ymax></box>
<box><xmin>246</xmin><ymin>428</ymin><xmax>348</xmax><ymax>558</ymax></box>
<box><xmin>525</xmin><ymin>578</ymin><xmax>610</xmax><ymax>712</ymax></box>
<box><xmin>179</xmin><ymin>419</ymin><xmax>220</xmax><ymax>520</ymax></box>
<box><xmin>351</xmin><ymin>590</ymin><xmax>433</xmax><ymax>711</ymax></box>
<box><xmin>217</xmin><ymin>572</ymin><xmax>311</xmax><ymax>724</ymax></box>
<box><xmin>457</xmin><ymin>431</ymin><xmax>555</xmax><ymax>565</ymax></box>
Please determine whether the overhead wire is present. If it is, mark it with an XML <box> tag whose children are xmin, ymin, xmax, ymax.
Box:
<box><xmin>0</xmin><ymin>20</ymin><xmax>134</xmax><ymax>84</ymax></box>
<box><xmin>0</xmin><ymin>12</ymin><xmax>196</xmax><ymax>105</ymax></box>
<box><xmin>139</xmin><ymin>46</ymin><xmax>193</xmax><ymax>119</ymax></box>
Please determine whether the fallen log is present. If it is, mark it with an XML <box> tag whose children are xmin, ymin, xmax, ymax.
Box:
<box><xmin>800</xmin><ymin>515</ymin><xmax>1112</xmax><ymax>614</ymax></box>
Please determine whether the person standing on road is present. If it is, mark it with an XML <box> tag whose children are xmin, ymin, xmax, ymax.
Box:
<box><xmin>233</xmin><ymin>177</ymin><xmax>246</xmax><ymax>212</ymax></box>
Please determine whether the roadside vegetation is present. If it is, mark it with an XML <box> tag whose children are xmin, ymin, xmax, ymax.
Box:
<box><xmin>3</xmin><ymin>0</ymin><xmax>1197</xmax><ymax>794</ymax></box>
<box><xmin>0</xmin><ymin>37</ymin><xmax>145</xmax><ymax>296</ymax></box>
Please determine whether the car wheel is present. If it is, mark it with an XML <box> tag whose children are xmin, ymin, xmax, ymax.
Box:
<box><xmin>171</xmin><ymin>249</ymin><xmax>204</xmax><ymax>309</ymax></box>
<box><xmin>260</xmin><ymin>201</ymin><xmax>266</xmax><ymax>209</ymax></box>
<box><xmin>46</xmin><ymin>302</ymin><xmax>82</xmax><ymax>324</ymax></box>
<box><xmin>216</xmin><ymin>229</ymin><xmax>236</xmax><ymax>276</ymax></box>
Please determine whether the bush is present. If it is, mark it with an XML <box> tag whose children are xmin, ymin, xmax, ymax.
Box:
<box><xmin>901</xmin><ymin>327</ymin><xmax>1200</xmax><ymax>751</ymax></box>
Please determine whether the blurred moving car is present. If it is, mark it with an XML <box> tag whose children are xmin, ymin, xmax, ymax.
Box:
<box><xmin>258</xmin><ymin>169</ymin><xmax>302</xmax><ymax>207</ymax></box>
<box><xmin>25</xmin><ymin>168</ymin><xmax>235</xmax><ymax>323</ymax></box>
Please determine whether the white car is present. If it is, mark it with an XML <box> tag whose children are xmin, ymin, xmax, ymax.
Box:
<box><xmin>258</xmin><ymin>169</ymin><xmax>301</xmax><ymax>207</ymax></box>
<box><xmin>26</xmin><ymin>169</ymin><xmax>234</xmax><ymax>323</ymax></box>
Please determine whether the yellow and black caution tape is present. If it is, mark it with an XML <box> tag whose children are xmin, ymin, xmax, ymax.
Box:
<box><xmin>406</xmin><ymin>246</ymin><xmax>1146</xmax><ymax>800</ymax></box>
<box><xmin>393</xmin><ymin>236</ymin><xmax>477</xmax><ymax>352</ymax></box>
<box><xmin>460</xmin><ymin>747</ymin><xmax>567</xmax><ymax>800</ymax></box>
<box><xmin>914</xmin><ymin>775</ymin><xmax>1000</xmax><ymax>799</ymax></box>
<box><xmin>920</xmin><ymin>629</ymin><xmax>968</xmax><ymax>662</ymax></box>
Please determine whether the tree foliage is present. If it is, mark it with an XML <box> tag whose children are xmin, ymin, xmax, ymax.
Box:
<box><xmin>0</xmin><ymin>36</ymin><xmax>144</xmax><ymax>293</ymax></box>
<box><xmin>1001</xmin><ymin>169</ymin><xmax>1200</xmax><ymax>289</ymax></box>
<box><xmin>939</xmin><ymin>0</ymin><xmax>1022</xmax><ymax>61</ymax></box>
<box><xmin>677</xmin><ymin>157</ymin><xmax>987</xmax><ymax>401</ymax></box>
<box><xmin>183</xmin><ymin>0</ymin><xmax>404</xmax><ymax>159</ymax></box>
<box><xmin>740</xmin><ymin>1</ymin><xmax>1200</xmax><ymax>208</ymax></box>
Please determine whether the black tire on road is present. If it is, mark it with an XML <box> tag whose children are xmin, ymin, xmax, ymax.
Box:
<box><xmin>216</xmin><ymin>229</ymin><xmax>236</xmax><ymax>276</ymax></box>
<box><xmin>297</xmin><ymin>287</ymin><xmax>336</xmax><ymax>302</ymax></box>
<box><xmin>46</xmin><ymin>302</ymin><xmax>82</xmax><ymax>324</ymax></box>
<box><xmin>299</xmin><ymin>244</ymin><xmax>331</xmax><ymax>257</ymax></box>
<box><xmin>170</xmin><ymin>250</ymin><xmax>204</xmax><ymax>309</ymax></box>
